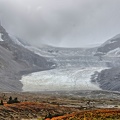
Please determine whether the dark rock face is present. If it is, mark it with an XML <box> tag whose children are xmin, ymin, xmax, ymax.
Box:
<box><xmin>97</xmin><ymin>39</ymin><xmax>120</xmax><ymax>55</ymax></box>
<box><xmin>91</xmin><ymin>68</ymin><xmax>120</xmax><ymax>91</ymax></box>
<box><xmin>95</xmin><ymin>34</ymin><xmax>120</xmax><ymax>56</ymax></box>
<box><xmin>0</xmin><ymin>25</ymin><xmax>54</xmax><ymax>91</ymax></box>
<box><xmin>92</xmin><ymin>35</ymin><xmax>120</xmax><ymax>92</ymax></box>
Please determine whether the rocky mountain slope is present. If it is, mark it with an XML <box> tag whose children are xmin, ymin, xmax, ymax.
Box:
<box><xmin>95</xmin><ymin>34</ymin><xmax>120</xmax><ymax>56</ymax></box>
<box><xmin>93</xmin><ymin>34</ymin><xmax>120</xmax><ymax>91</ymax></box>
<box><xmin>0</xmin><ymin>24</ymin><xmax>53</xmax><ymax>91</ymax></box>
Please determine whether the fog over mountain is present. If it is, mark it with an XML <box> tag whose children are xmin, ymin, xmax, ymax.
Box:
<box><xmin>0</xmin><ymin>0</ymin><xmax>120</xmax><ymax>47</ymax></box>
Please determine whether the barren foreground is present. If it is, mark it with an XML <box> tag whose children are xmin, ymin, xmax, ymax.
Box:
<box><xmin>0</xmin><ymin>91</ymin><xmax>120</xmax><ymax>120</ymax></box>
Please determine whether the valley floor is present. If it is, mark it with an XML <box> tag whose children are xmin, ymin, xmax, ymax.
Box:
<box><xmin>0</xmin><ymin>90</ymin><xmax>120</xmax><ymax>120</ymax></box>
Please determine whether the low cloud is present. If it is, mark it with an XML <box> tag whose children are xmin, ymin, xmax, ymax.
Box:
<box><xmin>0</xmin><ymin>0</ymin><xmax>120</xmax><ymax>47</ymax></box>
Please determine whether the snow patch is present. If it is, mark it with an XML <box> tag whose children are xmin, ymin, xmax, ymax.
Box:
<box><xmin>0</xmin><ymin>33</ymin><xmax>4</xmax><ymax>41</ymax></box>
<box><xmin>108</xmin><ymin>40</ymin><xmax>117</xmax><ymax>44</ymax></box>
<box><xmin>106</xmin><ymin>48</ymin><xmax>120</xmax><ymax>57</ymax></box>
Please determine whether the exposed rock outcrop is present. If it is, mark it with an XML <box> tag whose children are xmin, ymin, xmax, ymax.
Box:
<box><xmin>93</xmin><ymin>34</ymin><xmax>120</xmax><ymax>91</ymax></box>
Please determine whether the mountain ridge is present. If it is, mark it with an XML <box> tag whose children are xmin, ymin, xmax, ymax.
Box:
<box><xmin>0</xmin><ymin>24</ymin><xmax>54</xmax><ymax>91</ymax></box>
<box><xmin>92</xmin><ymin>34</ymin><xmax>120</xmax><ymax>91</ymax></box>
<box><xmin>1</xmin><ymin>23</ymin><xmax>120</xmax><ymax>92</ymax></box>
<box><xmin>95</xmin><ymin>34</ymin><xmax>120</xmax><ymax>56</ymax></box>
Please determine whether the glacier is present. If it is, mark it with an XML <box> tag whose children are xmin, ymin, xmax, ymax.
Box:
<box><xmin>20</xmin><ymin>46</ymin><xmax>118</xmax><ymax>92</ymax></box>
<box><xmin>20</xmin><ymin>67</ymin><xmax>104</xmax><ymax>91</ymax></box>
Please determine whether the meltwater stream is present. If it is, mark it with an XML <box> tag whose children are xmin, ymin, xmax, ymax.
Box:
<box><xmin>20</xmin><ymin>47</ymin><xmax>118</xmax><ymax>91</ymax></box>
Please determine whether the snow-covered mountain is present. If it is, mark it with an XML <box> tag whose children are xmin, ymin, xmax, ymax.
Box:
<box><xmin>1</xmin><ymin>23</ymin><xmax>120</xmax><ymax>92</ymax></box>
<box><xmin>20</xmin><ymin>40</ymin><xmax>120</xmax><ymax>91</ymax></box>
<box><xmin>0</xmin><ymin>24</ymin><xmax>54</xmax><ymax>91</ymax></box>
<box><xmin>95</xmin><ymin>34</ymin><xmax>120</xmax><ymax>57</ymax></box>
<box><xmin>92</xmin><ymin>34</ymin><xmax>120</xmax><ymax>91</ymax></box>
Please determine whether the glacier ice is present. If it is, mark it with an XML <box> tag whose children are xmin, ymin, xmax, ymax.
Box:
<box><xmin>20</xmin><ymin>67</ymin><xmax>104</xmax><ymax>91</ymax></box>
<box><xmin>20</xmin><ymin>46</ymin><xmax>111</xmax><ymax>91</ymax></box>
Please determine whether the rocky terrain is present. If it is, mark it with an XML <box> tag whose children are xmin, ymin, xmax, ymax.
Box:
<box><xmin>0</xmin><ymin>91</ymin><xmax>119</xmax><ymax>120</ymax></box>
<box><xmin>0</xmin><ymin>24</ymin><xmax>54</xmax><ymax>91</ymax></box>
<box><xmin>93</xmin><ymin>34</ymin><xmax>120</xmax><ymax>91</ymax></box>
<box><xmin>95</xmin><ymin>34</ymin><xmax>120</xmax><ymax>56</ymax></box>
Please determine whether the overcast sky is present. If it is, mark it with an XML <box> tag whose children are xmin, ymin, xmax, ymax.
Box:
<box><xmin>0</xmin><ymin>0</ymin><xmax>120</xmax><ymax>47</ymax></box>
